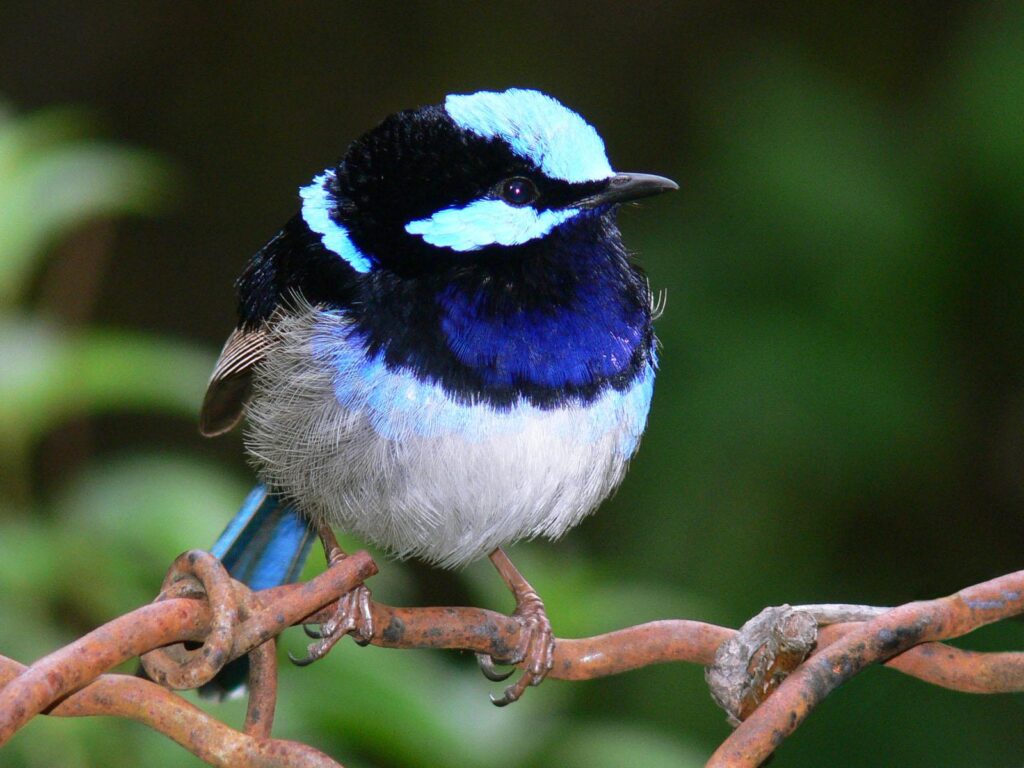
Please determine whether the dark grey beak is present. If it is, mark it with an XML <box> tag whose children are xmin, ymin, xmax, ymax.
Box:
<box><xmin>577</xmin><ymin>172</ymin><xmax>678</xmax><ymax>208</ymax></box>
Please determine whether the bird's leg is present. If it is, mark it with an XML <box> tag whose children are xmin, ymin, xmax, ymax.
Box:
<box><xmin>289</xmin><ymin>525</ymin><xmax>375</xmax><ymax>666</ymax></box>
<box><xmin>477</xmin><ymin>547</ymin><xmax>556</xmax><ymax>706</ymax></box>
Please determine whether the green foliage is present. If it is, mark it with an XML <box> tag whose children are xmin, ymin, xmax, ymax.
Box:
<box><xmin>0</xmin><ymin>101</ymin><xmax>709</xmax><ymax>767</ymax></box>
<box><xmin>2</xmin><ymin>6</ymin><xmax>1024</xmax><ymax>765</ymax></box>
<box><xmin>0</xmin><ymin>322</ymin><xmax>211</xmax><ymax>453</ymax></box>
<box><xmin>0</xmin><ymin>105</ymin><xmax>174</xmax><ymax>308</ymax></box>
<box><xmin>0</xmin><ymin>105</ymin><xmax>202</xmax><ymax>490</ymax></box>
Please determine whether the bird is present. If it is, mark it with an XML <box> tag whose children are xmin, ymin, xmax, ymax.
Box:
<box><xmin>200</xmin><ymin>87</ymin><xmax>676</xmax><ymax>704</ymax></box>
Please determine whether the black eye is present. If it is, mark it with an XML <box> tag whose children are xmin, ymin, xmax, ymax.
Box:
<box><xmin>499</xmin><ymin>176</ymin><xmax>539</xmax><ymax>206</ymax></box>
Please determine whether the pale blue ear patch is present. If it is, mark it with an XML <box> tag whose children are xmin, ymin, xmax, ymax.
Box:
<box><xmin>300</xmin><ymin>171</ymin><xmax>374</xmax><ymax>273</ymax></box>
<box><xmin>445</xmin><ymin>89</ymin><xmax>614</xmax><ymax>184</ymax></box>
<box><xmin>405</xmin><ymin>199</ymin><xmax>580</xmax><ymax>251</ymax></box>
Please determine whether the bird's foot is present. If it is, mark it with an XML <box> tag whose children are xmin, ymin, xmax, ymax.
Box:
<box><xmin>482</xmin><ymin>590</ymin><xmax>555</xmax><ymax>706</ymax></box>
<box><xmin>477</xmin><ymin>548</ymin><xmax>556</xmax><ymax>706</ymax></box>
<box><xmin>289</xmin><ymin>541</ymin><xmax>375</xmax><ymax>666</ymax></box>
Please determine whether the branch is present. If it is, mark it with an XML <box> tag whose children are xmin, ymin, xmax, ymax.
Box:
<box><xmin>0</xmin><ymin>549</ymin><xmax>1021</xmax><ymax>768</ymax></box>
<box><xmin>0</xmin><ymin>659</ymin><xmax>339</xmax><ymax>768</ymax></box>
<box><xmin>706</xmin><ymin>571</ymin><xmax>1024</xmax><ymax>767</ymax></box>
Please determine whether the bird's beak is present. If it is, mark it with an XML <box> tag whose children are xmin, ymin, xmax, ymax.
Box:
<box><xmin>576</xmin><ymin>172</ymin><xmax>678</xmax><ymax>208</ymax></box>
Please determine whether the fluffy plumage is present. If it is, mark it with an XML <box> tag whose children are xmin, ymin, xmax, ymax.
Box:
<box><xmin>203</xmin><ymin>87</ymin><xmax>673</xmax><ymax>574</ymax></box>
<box><xmin>244</xmin><ymin>300</ymin><xmax>654</xmax><ymax>567</ymax></box>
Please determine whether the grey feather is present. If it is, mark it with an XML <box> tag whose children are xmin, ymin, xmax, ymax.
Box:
<box><xmin>244</xmin><ymin>304</ymin><xmax>649</xmax><ymax>568</ymax></box>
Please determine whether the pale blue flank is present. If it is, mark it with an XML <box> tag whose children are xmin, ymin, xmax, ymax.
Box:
<box><xmin>405</xmin><ymin>199</ymin><xmax>580</xmax><ymax>251</ymax></box>
<box><xmin>618</xmin><ymin>361</ymin><xmax>655</xmax><ymax>456</ymax></box>
<box><xmin>300</xmin><ymin>171</ymin><xmax>373</xmax><ymax>273</ymax></box>
<box><xmin>445</xmin><ymin>89</ymin><xmax>614</xmax><ymax>184</ymax></box>
<box><xmin>310</xmin><ymin>313</ymin><xmax>654</xmax><ymax>454</ymax></box>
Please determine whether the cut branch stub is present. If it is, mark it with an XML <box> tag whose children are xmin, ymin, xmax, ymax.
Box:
<box><xmin>705</xmin><ymin>605</ymin><xmax>818</xmax><ymax>725</ymax></box>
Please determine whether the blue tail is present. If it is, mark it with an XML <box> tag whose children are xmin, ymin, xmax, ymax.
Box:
<box><xmin>201</xmin><ymin>485</ymin><xmax>316</xmax><ymax>699</ymax></box>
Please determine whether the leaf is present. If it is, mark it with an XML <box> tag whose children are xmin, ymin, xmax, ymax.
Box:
<box><xmin>0</xmin><ymin>106</ymin><xmax>176</xmax><ymax>307</ymax></box>
<box><xmin>0</xmin><ymin>320</ymin><xmax>213</xmax><ymax>449</ymax></box>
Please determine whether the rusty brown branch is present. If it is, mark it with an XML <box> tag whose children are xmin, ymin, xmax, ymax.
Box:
<box><xmin>0</xmin><ymin>549</ymin><xmax>1021</xmax><ymax>768</ymax></box>
<box><xmin>245</xmin><ymin>638</ymin><xmax>278</xmax><ymax>738</ymax></box>
<box><xmin>311</xmin><ymin>591</ymin><xmax>1024</xmax><ymax>692</ymax></box>
<box><xmin>315</xmin><ymin>601</ymin><xmax>732</xmax><ymax>676</ymax></box>
<box><xmin>706</xmin><ymin>569</ymin><xmax>1024</xmax><ymax>767</ymax></box>
<box><xmin>0</xmin><ymin>656</ymin><xmax>340</xmax><ymax>768</ymax></box>
<box><xmin>0</xmin><ymin>549</ymin><xmax>376</xmax><ymax>748</ymax></box>
<box><xmin>818</xmin><ymin>623</ymin><xmax>1024</xmax><ymax>694</ymax></box>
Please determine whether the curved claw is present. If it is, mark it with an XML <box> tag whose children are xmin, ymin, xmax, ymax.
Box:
<box><xmin>490</xmin><ymin>674</ymin><xmax>533</xmax><ymax>707</ymax></box>
<box><xmin>489</xmin><ymin>665</ymin><xmax>547</xmax><ymax>707</ymax></box>
<box><xmin>303</xmin><ymin>623</ymin><xmax>325</xmax><ymax>639</ymax></box>
<box><xmin>476</xmin><ymin>652</ymin><xmax>516</xmax><ymax>682</ymax></box>
<box><xmin>287</xmin><ymin>648</ymin><xmax>320</xmax><ymax>667</ymax></box>
<box><xmin>288</xmin><ymin>585</ymin><xmax>375</xmax><ymax>669</ymax></box>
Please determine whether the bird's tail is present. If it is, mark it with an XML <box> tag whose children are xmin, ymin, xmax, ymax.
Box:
<box><xmin>200</xmin><ymin>485</ymin><xmax>316</xmax><ymax>699</ymax></box>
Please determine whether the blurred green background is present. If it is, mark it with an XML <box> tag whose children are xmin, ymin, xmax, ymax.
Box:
<box><xmin>1</xmin><ymin>3</ymin><xmax>1022</xmax><ymax>766</ymax></box>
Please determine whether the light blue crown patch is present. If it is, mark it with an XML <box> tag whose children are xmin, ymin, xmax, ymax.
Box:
<box><xmin>300</xmin><ymin>170</ymin><xmax>374</xmax><ymax>273</ymax></box>
<box><xmin>445</xmin><ymin>88</ymin><xmax>614</xmax><ymax>184</ymax></box>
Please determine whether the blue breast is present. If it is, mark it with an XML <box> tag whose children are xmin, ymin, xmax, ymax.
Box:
<box><xmin>310</xmin><ymin>312</ymin><xmax>655</xmax><ymax>454</ymax></box>
<box><xmin>437</xmin><ymin>274</ymin><xmax>645</xmax><ymax>391</ymax></box>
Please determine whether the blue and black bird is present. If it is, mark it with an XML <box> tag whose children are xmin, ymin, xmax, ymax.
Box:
<box><xmin>201</xmin><ymin>88</ymin><xmax>676</xmax><ymax>704</ymax></box>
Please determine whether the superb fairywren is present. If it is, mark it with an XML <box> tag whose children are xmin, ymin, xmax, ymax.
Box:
<box><xmin>201</xmin><ymin>88</ymin><xmax>676</xmax><ymax>704</ymax></box>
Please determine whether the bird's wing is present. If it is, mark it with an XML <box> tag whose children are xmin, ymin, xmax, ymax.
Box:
<box><xmin>199</xmin><ymin>326</ymin><xmax>269</xmax><ymax>437</ymax></box>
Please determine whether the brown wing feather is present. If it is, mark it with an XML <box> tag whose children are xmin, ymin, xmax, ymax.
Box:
<box><xmin>199</xmin><ymin>327</ymin><xmax>269</xmax><ymax>437</ymax></box>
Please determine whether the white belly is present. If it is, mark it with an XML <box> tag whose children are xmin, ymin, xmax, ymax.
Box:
<box><xmin>245</xmin><ymin>307</ymin><xmax>653</xmax><ymax>568</ymax></box>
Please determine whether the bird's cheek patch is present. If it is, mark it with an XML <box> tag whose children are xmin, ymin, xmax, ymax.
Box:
<box><xmin>300</xmin><ymin>171</ymin><xmax>374</xmax><ymax>273</ymax></box>
<box><xmin>404</xmin><ymin>200</ymin><xmax>579</xmax><ymax>252</ymax></box>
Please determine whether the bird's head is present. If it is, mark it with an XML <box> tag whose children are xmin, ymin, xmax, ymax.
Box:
<box><xmin>298</xmin><ymin>88</ymin><xmax>677</xmax><ymax>276</ymax></box>
<box><xmin>220</xmin><ymin>88</ymin><xmax>677</xmax><ymax>423</ymax></box>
